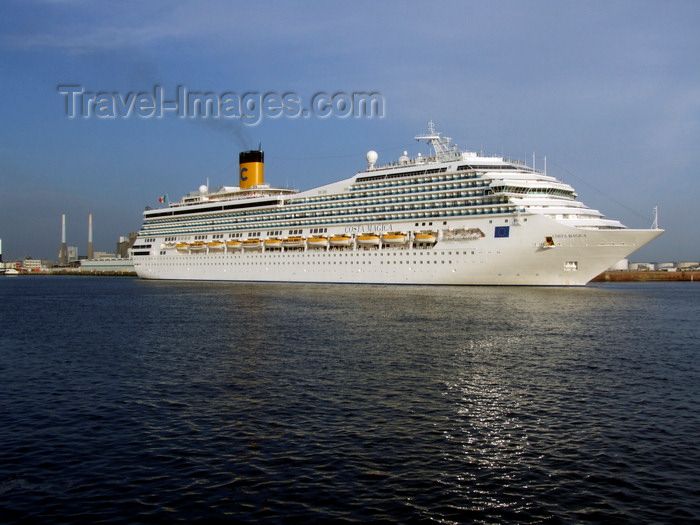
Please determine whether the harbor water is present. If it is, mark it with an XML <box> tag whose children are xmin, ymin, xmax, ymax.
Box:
<box><xmin>1</xmin><ymin>277</ymin><xmax>698</xmax><ymax>523</ymax></box>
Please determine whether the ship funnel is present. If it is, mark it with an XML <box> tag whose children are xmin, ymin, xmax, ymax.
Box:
<box><xmin>239</xmin><ymin>149</ymin><xmax>264</xmax><ymax>189</ymax></box>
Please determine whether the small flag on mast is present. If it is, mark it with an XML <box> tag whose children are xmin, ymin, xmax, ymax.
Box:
<box><xmin>158</xmin><ymin>195</ymin><xmax>167</xmax><ymax>203</ymax></box>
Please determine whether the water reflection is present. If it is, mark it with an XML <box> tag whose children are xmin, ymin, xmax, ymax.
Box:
<box><xmin>439</xmin><ymin>336</ymin><xmax>533</xmax><ymax>517</ymax></box>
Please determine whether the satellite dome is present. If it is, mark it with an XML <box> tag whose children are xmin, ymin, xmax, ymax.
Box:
<box><xmin>199</xmin><ymin>184</ymin><xmax>208</xmax><ymax>193</ymax></box>
<box><xmin>366</xmin><ymin>150</ymin><xmax>378</xmax><ymax>166</ymax></box>
<box><xmin>399</xmin><ymin>151</ymin><xmax>409</xmax><ymax>164</ymax></box>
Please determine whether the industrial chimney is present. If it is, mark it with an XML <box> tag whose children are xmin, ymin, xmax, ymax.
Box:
<box><xmin>88</xmin><ymin>213</ymin><xmax>94</xmax><ymax>260</ymax></box>
<box><xmin>59</xmin><ymin>214</ymin><xmax>68</xmax><ymax>266</ymax></box>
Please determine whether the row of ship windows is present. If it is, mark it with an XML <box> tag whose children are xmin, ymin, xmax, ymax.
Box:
<box><xmin>494</xmin><ymin>186</ymin><xmax>573</xmax><ymax>197</ymax></box>
<box><xmin>348</xmin><ymin>162</ymin><xmax>528</xmax><ymax>190</ymax></box>
<box><xmin>149</xmin><ymin>260</ymin><xmax>471</xmax><ymax>265</ymax></box>
<box><xmin>334</xmin><ymin>182</ymin><xmax>573</xmax><ymax>210</ymax></box>
<box><xmin>149</xmin><ymin>189</ymin><xmax>496</xmax><ymax>227</ymax></box>
<box><xmin>292</xmin><ymin>188</ymin><xmax>493</xmax><ymax>211</ymax></box>
<box><xmin>167</xmin><ymin>179</ymin><xmax>486</xmax><ymax>216</ymax></box>
<box><xmin>158</xmin><ymin>179</ymin><xmax>492</xmax><ymax>219</ymax></box>
<box><xmin>348</xmin><ymin>168</ymin><xmax>551</xmax><ymax>196</ymax></box>
<box><xmin>349</xmin><ymin>180</ymin><xmax>485</xmax><ymax>196</ymax></box>
<box><xmin>145</xmin><ymin>199</ymin><xmax>510</xmax><ymax>230</ymax></box>
<box><xmin>194</xmin><ymin>234</ymin><xmax>223</xmax><ymax>240</ymax></box>
<box><xmin>155</xmin><ymin>250</ymin><xmax>481</xmax><ymax>258</ymax></box>
<box><xmin>159</xmin><ymin>224</ymin><xmax>440</xmax><ymax>242</ymax></box>
<box><xmin>338</xmin><ymin>177</ymin><xmax>484</xmax><ymax>198</ymax></box>
<box><xmin>142</xmin><ymin>207</ymin><xmax>513</xmax><ymax>235</ymax></box>
<box><xmin>187</xmin><ymin>231</ymin><xmax>314</xmax><ymax>240</ymax></box>
<box><xmin>354</xmin><ymin>166</ymin><xmax>448</xmax><ymax>184</ymax></box>
<box><xmin>221</xmin><ymin>228</ymin><xmax>347</xmax><ymax>237</ymax></box>
<box><xmin>350</xmin><ymin>170</ymin><xmax>480</xmax><ymax>191</ymax></box>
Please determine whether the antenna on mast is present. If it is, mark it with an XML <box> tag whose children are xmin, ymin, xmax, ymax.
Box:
<box><xmin>652</xmin><ymin>205</ymin><xmax>659</xmax><ymax>229</ymax></box>
<box><xmin>414</xmin><ymin>121</ymin><xmax>458</xmax><ymax>159</ymax></box>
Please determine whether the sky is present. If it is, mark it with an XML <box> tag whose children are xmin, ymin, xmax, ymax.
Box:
<box><xmin>1</xmin><ymin>0</ymin><xmax>698</xmax><ymax>262</ymax></box>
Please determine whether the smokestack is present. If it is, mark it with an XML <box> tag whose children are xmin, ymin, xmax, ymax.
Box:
<box><xmin>59</xmin><ymin>214</ymin><xmax>67</xmax><ymax>265</ymax></box>
<box><xmin>239</xmin><ymin>149</ymin><xmax>264</xmax><ymax>189</ymax></box>
<box><xmin>87</xmin><ymin>213</ymin><xmax>94</xmax><ymax>260</ymax></box>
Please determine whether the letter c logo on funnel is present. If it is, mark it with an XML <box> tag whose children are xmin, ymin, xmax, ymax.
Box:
<box><xmin>240</xmin><ymin>167</ymin><xmax>248</xmax><ymax>181</ymax></box>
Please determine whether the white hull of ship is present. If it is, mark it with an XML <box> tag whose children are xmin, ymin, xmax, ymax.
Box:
<box><xmin>133</xmin><ymin>216</ymin><xmax>662</xmax><ymax>286</ymax></box>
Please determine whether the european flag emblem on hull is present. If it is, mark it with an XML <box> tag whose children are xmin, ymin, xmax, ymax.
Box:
<box><xmin>494</xmin><ymin>226</ymin><xmax>510</xmax><ymax>238</ymax></box>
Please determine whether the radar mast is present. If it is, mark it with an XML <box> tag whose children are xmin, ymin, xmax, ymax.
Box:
<box><xmin>414</xmin><ymin>120</ymin><xmax>459</xmax><ymax>159</ymax></box>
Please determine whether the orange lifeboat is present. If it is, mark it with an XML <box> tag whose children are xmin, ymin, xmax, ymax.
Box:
<box><xmin>357</xmin><ymin>233</ymin><xmax>380</xmax><ymax>247</ymax></box>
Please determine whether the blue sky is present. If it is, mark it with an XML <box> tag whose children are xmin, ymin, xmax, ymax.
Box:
<box><xmin>1</xmin><ymin>0</ymin><xmax>698</xmax><ymax>262</ymax></box>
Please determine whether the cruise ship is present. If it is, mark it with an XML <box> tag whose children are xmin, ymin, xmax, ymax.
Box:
<box><xmin>130</xmin><ymin>122</ymin><xmax>662</xmax><ymax>285</ymax></box>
